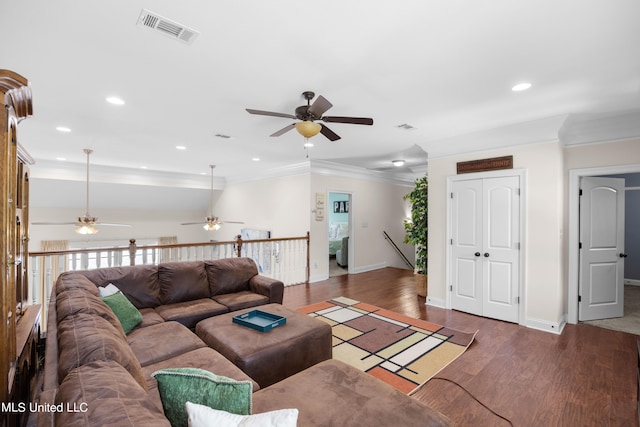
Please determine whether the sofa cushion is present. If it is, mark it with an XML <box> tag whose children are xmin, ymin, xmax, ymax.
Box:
<box><xmin>212</xmin><ymin>291</ymin><xmax>269</xmax><ymax>311</ymax></box>
<box><xmin>55</xmin><ymin>273</ymin><xmax>100</xmax><ymax>297</ymax></box>
<box><xmin>252</xmin><ymin>359</ymin><xmax>451</xmax><ymax>427</ymax></box>
<box><xmin>56</xmin><ymin>287</ymin><xmax>123</xmax><ymax>332</ymax></box>
<box><xmin>77</xmin><ymin>265</ymin><xmax>161</xmax><ymax>309</ymax></box>
<box><xmin>155</xmin><ymin>298</ymin><xmax>228</xmax><ymax>329</ymax></box>
<box><xmin>205</xmin><ymin>258</ymin><xmax>258</xmax><ymax>295</ymax></box>
<box><xmin>138</xmin><ymin>307</ymin><xmax>165</xmax><ymax>328</ymax></box>
<box><xmin>152</xmin><ymin>367</ymin><xmax>252</xmax><ymax>427</ymax></box>
<box><xmin>141</xmin><ymin>347</ymin><xmax>260</xmax><ymax>393</ymax></box>
<box><xmin>126</xmin><ymin>321</ymin><xmax>206</xmax><ymax>367</ymax></box>
<box><xmin>186</xmin><ymin>402</ymin><xmax>298</xmax><ymax>427</ymax></box>
<box><xmin>55</xmin><ymin>360</ymin><xmax>170</xmax><ymax>427</ymax></box>
<box><xmin>57</xmin><ymin>313</ymin><xmax>147</xmax><ymax>390</ymax></box>
<box><xmin>101</xmin><ymin>290</ymin><xmax>143</xmax><ymax>334</ymax></box>
<box><xmin>158</xmin><ymin>261</ymin><xmax>210</xmax><ymax>305</ymax></box>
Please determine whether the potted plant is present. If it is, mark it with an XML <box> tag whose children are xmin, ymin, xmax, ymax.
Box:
<box><xmin>403</xmin><ymin>175</ymin><xmax>428</xmax><ymax>296</ymax></box>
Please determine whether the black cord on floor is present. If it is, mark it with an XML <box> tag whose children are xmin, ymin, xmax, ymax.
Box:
<box><xmin>430</xmin><ymin>377</ymin><xmax>514</xmax><ymax>427</ymax></box>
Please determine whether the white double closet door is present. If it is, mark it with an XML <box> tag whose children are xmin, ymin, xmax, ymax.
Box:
<box><xmin>450</xmin><ymin>175</ymin><xmax>520</xmax><ymax>323</ymax></box>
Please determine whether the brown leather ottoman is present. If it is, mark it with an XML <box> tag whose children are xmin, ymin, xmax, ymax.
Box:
<box><xmin>195</xmin><ymin>303</ymin><xmax>332</xmax><ymax>387</ymax></box>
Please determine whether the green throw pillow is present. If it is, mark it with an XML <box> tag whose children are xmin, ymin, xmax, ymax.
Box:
<box><xmin>101</xmin><ymin>291</ymin><xmax>142</xmax><ymax>334</ymax></box>
<box><xmin>152</xmin><ymin>368</ymin><xmax>252</xmax><ymax>427</ymax></box>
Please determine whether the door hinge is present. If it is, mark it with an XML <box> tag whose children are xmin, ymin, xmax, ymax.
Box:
<box><xmin>450</xmin><ymin>285</ymin><xmax>453</xmax><ymax>292</ymax></box>
<box><xmin>450</xmin><ymin>238</ymin><xmax>453</xmax><ymax>245</ymax></box>
<box><xmin>450</xmin><ymin>192</ymin><xmax>454</xmax><ymax>199</ymax></box>
<box><xmin>579</xmin><ymin>189</ymin><xmax>583</xmax><ymax>196</ymax></box>
<box><xmin>578</xmin><ymin>295</ymin><xmax>582</xmax><ymax>303</ymax></box>
<box><xmin>516</xmin><ymin>242</ymin><xmax>520</xmax><ymax>250</ymax></box>
<box><xmin>516</xmin><ymin>188</ymin><xmax>521</xmax><ymax>196</ymax></box>
<box><xmin>579</xmin><ymin>242</ymin><xmax>582</xmax><ymax>249</ymax></box>
<box><xmin>516</xmin><ymin>296</ymin><xmax>520</xmax><ymax>304</ymax></box>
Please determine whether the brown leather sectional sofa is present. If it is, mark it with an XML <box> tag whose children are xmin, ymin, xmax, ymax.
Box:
<box><xmin>38</xmin><ymin>257</ymin><xmax>450</xmax><ymax>426</ymax></box>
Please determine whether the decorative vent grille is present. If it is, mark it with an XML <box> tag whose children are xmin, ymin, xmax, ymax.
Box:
<box><xmin>136</xmin><ymin>9</ymin><xmax>199</xmax><ymax>45</ymax></box>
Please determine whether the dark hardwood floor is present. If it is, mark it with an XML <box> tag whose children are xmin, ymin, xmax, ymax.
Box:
<box><xmin>283</xmin><ymin>267</ymin><xmax>639</xmax><ymax>427</ymax></box>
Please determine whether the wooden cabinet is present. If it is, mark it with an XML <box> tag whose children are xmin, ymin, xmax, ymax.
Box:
<box><xmin>1</xmin><ymin>70</ymin><xmax>34</xmax><ymax>427</ymax></box>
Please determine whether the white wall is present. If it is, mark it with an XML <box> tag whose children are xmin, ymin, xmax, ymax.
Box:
<box><xmin>428</xmin><ymin>141</ymin><xmax>565</xmax><ymax>330</ymax></box>
<box><xmin>211</xmin><ymin>173</ymin><xmax>311</xmax><ymax>242</ymax></box>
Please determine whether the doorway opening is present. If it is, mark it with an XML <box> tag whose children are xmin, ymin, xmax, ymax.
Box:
<box><xmin>328</xmin><ymin>192</ymin><xmax>351</xmax><ymax>277</ymax></box>
<box><xmin>568</xmin><ymin>165</ymin><xmax>640</xmax><ymax>331</ymax></box>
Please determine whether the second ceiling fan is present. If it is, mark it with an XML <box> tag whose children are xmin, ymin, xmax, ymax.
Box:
<box><xmin>180</xmin><ymin>165</ymin><xmax>244</xmax><ymax>231</ymax></box>
<box><xmin>246</xmin><ymin>91</ymin><xmax>373</xmax><ymax>141</ymax></box>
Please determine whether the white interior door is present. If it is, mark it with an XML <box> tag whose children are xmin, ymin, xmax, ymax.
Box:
<box><xmin>483</xmin><ymin>177</ymin><xmax>520</xmax><ymax>322</ymax></box>
<box><xmin>451</xmin><ymin>180</ymin><xmax>483</xmax><ymax>316</ymax></box>
<box><xmin>451</xmin><ymin>176</ymin><xmax>520</xmax><ymax>323</ymax></box>
<box><xmin>579</xmin><ymin>177</ymin><xmax>625</xmax><ymax>321</ymax></box>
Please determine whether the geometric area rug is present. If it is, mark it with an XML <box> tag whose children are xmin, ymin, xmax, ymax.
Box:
<box><xmin>296</xmin><ymin>296</ymin><xmax>477</xmax><ymax>395</ymax></box>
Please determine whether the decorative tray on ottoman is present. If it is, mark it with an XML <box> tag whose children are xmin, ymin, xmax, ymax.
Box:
<box><xmin>232</xmin><ymin>310</ymin><xmax>287</xmax><ymax>332</ymax></box>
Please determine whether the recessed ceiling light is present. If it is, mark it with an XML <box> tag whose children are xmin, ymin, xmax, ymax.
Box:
<box><xmin>252</xmin><ymin>157</ymin><xmax>260</xmax><ymax>162</ymax></box>
<box><xmin>176</xmin><ymin>145</ymin><xmax>186</xmax><ymax>150</ymax></box>
<box><xmin>56</xmin><ymin>126</ymin><xmax>71</xmax><ymax>132</ymax></box>
<box><xmin>106</xmin><ymin>96</ymin><xmax>125</xmax><ymax>105</ymax></box>
<box><xmin>56</xmin><ymin>157</ymin><xmax>66</xmax><ymax>161</ymax></box>
<box><xmin>512</xmin><ymin>82</ymin><xmax>532</xmax><ymax>92</ymax></box>
<box><xmin>140</xmin><ymin>166</ymin><xmax>148</xmax><ymax>169</ymax></box>
<box><xmin>304</xmin><ymin>142</ymin><xmax>314</xmax><ymax>148</ymax></box>
<box><xmin>392</xmin><ymin>160</ymin><xmax>405</xmax><ymax>167</ymax></box>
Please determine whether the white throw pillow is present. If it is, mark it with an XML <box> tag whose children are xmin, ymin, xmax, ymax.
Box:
<box><xmin>98</xmin><ymin>283</ymin><xmax>120</xmax><ymax>297</ymax></box>
<box><xmin>185</xmin><ymin>402</ymin><xmax>298</xmax><ymax>427</ymax></box>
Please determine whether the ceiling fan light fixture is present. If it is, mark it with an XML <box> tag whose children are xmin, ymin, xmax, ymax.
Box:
<box><xmin>76</xmin><ymin>224</ymin><xmax>98</xmax><ymax>235</ymax></box>
<box><xmin>203</xmin><ymin>223</ymin><xmax>221</xmax><ymax>231</ymax></box>
<box><xmin>392</xmin><ymin>160</ymin><xmax>406</xmax><ymax>167</ymax></box>
<box><xmin>295</xmin><ymin>121</ymin><xmax>322</xmax><ymax>139</ymax></box>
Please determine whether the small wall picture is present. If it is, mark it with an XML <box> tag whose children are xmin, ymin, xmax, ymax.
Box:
<box><xmin>333</xmin><ymin>200</ymin><xmax>349</xmax><ymax>213</ymax></box>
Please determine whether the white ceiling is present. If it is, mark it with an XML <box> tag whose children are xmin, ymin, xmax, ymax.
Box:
<box><xmin>2</xmin><ymin>0</ymin><xmax>640</xmax><ymax>209</ymax></box>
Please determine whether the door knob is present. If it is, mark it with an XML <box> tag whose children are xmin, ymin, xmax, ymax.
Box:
<box><xmin>619</xmin><ymin>253</ymin><xmax>628</xmax><ymax>258</ymax></box>
<box><xmin>484</xmin><ymin>253</ymin><xmax>490</xmax><ymax>258</ymax></box>
<box><xmin>475</xmin><ymin>252</ymin><xmax>481</xmax><ymax>257</ymax></box>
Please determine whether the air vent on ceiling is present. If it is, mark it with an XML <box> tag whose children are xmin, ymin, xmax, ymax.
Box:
<box><xmin>136</xmin><ymin>9</ymin><xmax>199</xmax><ymax>45</ymax></box>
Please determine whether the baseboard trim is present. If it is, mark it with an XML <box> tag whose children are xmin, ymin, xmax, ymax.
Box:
<box><xmin>526</xmin><ymin>315</ymin><xmax>566</xmax><ymax>335</ymax></box>
<box><xmin>624</xmin><ymin>278</ymin><xmax>640</xmax><ymax>287</ymax></box>
<box><xmin>425</xmin><ymin>296</ymin><xmax>446</xmax><ymax>308</ymax></box>
<box><xmin>351</xmin><ymin>263</ymin><xmax>387</xmax><ymax>274</ymax></box>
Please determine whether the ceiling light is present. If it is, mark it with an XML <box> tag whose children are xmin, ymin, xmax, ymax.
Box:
<box><xmin>252</xmin><ymin>157</ymin><xmax>260</xmax><ymax>162</ymax></box>
<box><xmin>56</xmin><ymin>157</ymin><xmax>66</xmax><ymax>161</ymax></box>
<box><xmin>106</xmin><ymin>96</ymin><xmax>125</xmax><ymax>105</ymax></box>
<box><xmin>76</xmin><ymin>224</ymin><xmax>98</xmax><ymax>235</ymax></box>
<box><xmin>512</xmin><ymin>82</ymin><xmax>532</xmax><ymax>92</ymax></box>
<box><xmin>140</xmin><ymin>166</ymin><xmax>148</xmax><ymax>169</ymax></box>
<box><xmin>176</xmin><ymin>145</ymin><xmax>186</xmax><ymax>150</ymax></box>
<box><xmin>56</xmin><ymin>126</ymin><xmax>71</xmax><ymax>132</ymax></box>
<box><xmin>295</xmin><ymin>121</ymin><xmax>322</xmax><ymax>139</ymax></box>
<box><xmin>203</xmin><ymin>223</ymin><xmax>221</xmax><ymax>231</ymax></box>
<box><xmin>392</xmin><ymin>160</ymin><xmax>405</xmax><ymax>167</ymax></box>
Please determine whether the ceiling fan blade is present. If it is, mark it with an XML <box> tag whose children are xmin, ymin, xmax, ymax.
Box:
<box><xmin>246</xmin><ymin>109</ymin><xmax>296</xmax><ymax>120</ymax></box>
<box><xmin>270</xmin><ymin>124</ymin><xmax>296</xmax><ymax>137</ymax></box>
<box><xmin>320</xmin><ymin>125</ymin><xmax>341</xmax><ymax>142</ymax></box>
<box><xmin>220</xmin><ymin>220</ymin><xmax>244</xmax><ymax>224</ymax></box>
<box><xmin>181</xmin><ymin>222</ymin><xmax>206</xmax><ymax>226</ymax></box>
<box><xmin>31</xmin><ymin>221</ymin><xmax>78</xmax><ymax>225</ymax></box>
<box><xmin>96</xmin><ymin>223</ymin><xmax>133</xmax><ymax>227</ymax></box>
<box><xmin>321</xmin><ymin>116</ymin><xmax>374</xmax><ymax>125</ymax></box>
<box><xmin>308</xmin><ymin>95</ymin><xmax>333</xmax><ymax>117</ymax></box>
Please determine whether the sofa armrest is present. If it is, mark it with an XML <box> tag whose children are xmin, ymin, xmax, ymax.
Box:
<box><xmin>249</xmin><ymin>275</ymin><xmax>284</xmax><ymax>304</ymax></box>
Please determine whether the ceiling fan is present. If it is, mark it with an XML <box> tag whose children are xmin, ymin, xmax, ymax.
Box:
<box><xmin>246</xmin><ymin>91</ymin><xmax>373</xmax><ymax>142</ymax></box>
<box><xmin>32</xmin><ymin>148</ymin><xmax>132</xmax><ymax>234</ymax></box>
<box><xmin>181</xmin><ymin>165</ymin><xmax>244</xmax><ymax>231</ymax></box>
